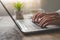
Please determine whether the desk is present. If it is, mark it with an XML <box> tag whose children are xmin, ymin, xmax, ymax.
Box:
<box><xmin>0</xmin><ymin>0</ymin><xmax>60</xmax><ymax>40</ymax></box>
<box><xmin>0</xmin><ymin>16</ymin><xmax>60</xmax><ymax>40</ymax></box>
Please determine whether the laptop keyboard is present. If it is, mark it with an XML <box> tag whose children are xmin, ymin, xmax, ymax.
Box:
<box><xmin>18</xmin><ymin>19</ymin><xmax>47</xmax><ymax>31</ymax></box>
<box><xmin>17</xmin><ymin>19</ymin><xmax>60</xmax><ymax>32</ymax></box>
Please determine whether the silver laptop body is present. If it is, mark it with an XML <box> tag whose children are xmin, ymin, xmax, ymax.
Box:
<box><xmin>16</xmin><ymin>18</ymin><xmax>60</xmax><ymax>33</ymax></box>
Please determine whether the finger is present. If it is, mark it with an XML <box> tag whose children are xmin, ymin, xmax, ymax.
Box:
<box><xmin>39</xmin><ymin>15</ymin><xmax>48</xmax><ymax>26</ymax></box>
<box><xmin>41</xmin><ymin>18</ymin><xmax>56</xmax><ymax>27</ymax></box>
<box><xmin>35</xmin><ymin>12</ymin><xmax>46</xmax><ymax>22</ymax></box>
<box><xmin>39</xmin><ymin>15</ymin><xmax>56</xmax><ymax>27</ymax></box>
<box><xmin>42</xmin><ymin>20</ymin><xmax>57</xmax><ymax>27</ymax></box>
<box><xmin>42</xmin><ymin>18</ymin><xmax>60</xmax><ymax>27</ymax></box>
<box><xmin>37</xmin><ymin>13</ymin><xmax>46</xmax><ymax>23</ymax></box>
<box><xmin>34</xmin><ymin>13</ymin><xmax>41</xmax><ymax>22</ymax></box>
<box><xmin>32</xmin><ymin>13</ymin><xmax>40</xmax><ymax>22</ymax></box>
<box><xmin>38</xmin><ymin>18</ymin><xmax>43</xmax><ymax>23</ymax></box>
<box><xmin>32</xmin><ymin>12</ymin><xmax>46</xmax><ymax>23</ymax></box>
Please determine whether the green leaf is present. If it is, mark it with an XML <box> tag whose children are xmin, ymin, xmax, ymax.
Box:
<box><xmin>13</xmin><ymin>2</ymin><xmax>24</xmax><ymax>11</ymax></box>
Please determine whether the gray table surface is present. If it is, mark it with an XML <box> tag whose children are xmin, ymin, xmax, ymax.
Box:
<box><xmin>0</xmin><ymin>16</ymin><xmax>22</xmax><ymax>40</ymax></box>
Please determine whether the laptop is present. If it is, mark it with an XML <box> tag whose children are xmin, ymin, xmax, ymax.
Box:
<box><xmin>16</xmin><ymin>14</ymin><xmax>60</xmax><ymax>33</ymax></box>
<box><xmin>1</xmin><ymin>0</ymin><xmax>60</xmax><ymax>34</ymax></box>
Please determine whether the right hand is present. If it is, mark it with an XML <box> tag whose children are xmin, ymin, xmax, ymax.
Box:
<box><xmin>38</xmin><ymin>14</ymin><xmax>60</xmax><ymax>27</ymax></box>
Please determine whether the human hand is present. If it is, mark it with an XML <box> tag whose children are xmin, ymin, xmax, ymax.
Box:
<box><xmin>32</xmin><ymin>12</ymin><xmax>60</xmax><ymax>27</ymax></box>
<box><xmin>32</xmin><ymin>12</ymin><xmax>46</xmax><ymax>23</ymax></box>
<box><xmin>38</xmin><ymin>14</ymin><xmax>60</xmax><ymax>27</ymax></box>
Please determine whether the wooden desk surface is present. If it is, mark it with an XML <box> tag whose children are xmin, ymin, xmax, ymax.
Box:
<box><xmin>22</xmin><ymin>33</ymin><xmax>60</xmax><ymax>40</ymax></box>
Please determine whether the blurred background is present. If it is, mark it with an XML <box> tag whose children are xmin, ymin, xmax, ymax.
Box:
<box><xmin>0</xmin><ymin>0</ymin><xmax>60</xmax><ymax>16</ymax></box>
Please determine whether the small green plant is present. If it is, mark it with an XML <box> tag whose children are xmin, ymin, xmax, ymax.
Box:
<box><xmin>13</xmin><ymin>2</ymin><xmax>24</xmax><ymax>11</ymax></box>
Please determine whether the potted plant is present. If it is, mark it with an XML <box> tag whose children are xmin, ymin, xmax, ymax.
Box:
<box><xmin>13</xmin><ymin>2</ymin><xmax>24</xmax><ymax>19</ymax></box>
